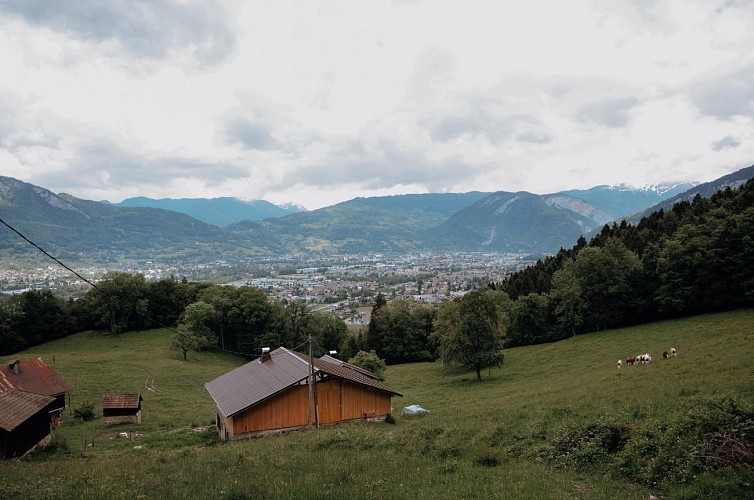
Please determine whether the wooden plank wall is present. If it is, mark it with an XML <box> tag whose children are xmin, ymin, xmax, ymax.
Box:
<box><xmin>340</xmin><ymin>382</ymin><xmax>391</xmax><ymax>420</ymax></box>
<box><xmin>317</xmin><ymin>380</ymin><xmax>342</xmax><ymax>424</ymax></box>
<box><xmin>231</xmin><ymin>380</ymin><xmax>394</xmax><ymax>436</ymax></box>
<box><xmin>232</xmin><ymin>385</ymin><xmax>308</xmax><ymax>435</ymax></box>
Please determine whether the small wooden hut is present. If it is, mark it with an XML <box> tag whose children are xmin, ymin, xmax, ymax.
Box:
<box><xmin>101</xmin><ymin>393</ymin><xmax>143</xmax><ymax>426</ymax></box>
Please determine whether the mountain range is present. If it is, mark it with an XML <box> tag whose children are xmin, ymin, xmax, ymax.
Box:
<box><xmin>106</xmin><ymin>196</ymin><xmax>305</xmax><ymax>227</ymax></box>
<box><xmin>1</xmin><ymin>169</ymin><xmax>749</xmax><ymax>263</ymax></box>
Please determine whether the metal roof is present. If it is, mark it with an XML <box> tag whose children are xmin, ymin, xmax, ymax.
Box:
<box><xmin>0</xmin><ymin>389</ymin><xmax>55</xmax><ymax>432</ymax></box>
<box><xmin>0</xmin><ymin>358</ymin><xmax>71</xmax><ymax>397</ymax></box>
<box><xmin>101</xmin><ymin>393</ymin><xmax>142</xmax><ymax>409</ymax></box>
<box><xmin>319</xmin><ymin>354</ymin><xmax>381</xmax><ymax>380</ymax></box>
<box><xmin>205</xmin><ymin>347</ymin><xmax>402</xmax><ymax>418</ymax></box>
<box><xmin>205</xmin><ymin>347</ymin><xmax>311</xmax><ymax>418</ymax></box>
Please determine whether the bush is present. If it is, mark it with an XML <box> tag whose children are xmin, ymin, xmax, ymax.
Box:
<box><xmin>45</xmin><ymin>433</ymin><xmax>70</xmax><ymax>454</ymax></box>
<box><xmin>347</xmin><ymin>350</ymin><xmax>387</xmax><ymax>380</ymax></box>
<box><xmin>72</xmin><ymin>402</ymin><xmax>96</xmax><ymax>421</ymax></box>
<box><xmin>616</xmin><ymin>394</ymin><xmax>754</xmax><ymax>487</ymax></box>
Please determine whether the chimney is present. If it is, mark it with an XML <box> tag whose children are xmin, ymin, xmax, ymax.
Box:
<box><xmin>260</xmin><ymin>347</ymin><xmax>271</xmax><ymax>362</ymax></box>
<box><xmin>9</xmin><ymin>360</ymin><xmax>20</xmax><ymax>375</ymax></box>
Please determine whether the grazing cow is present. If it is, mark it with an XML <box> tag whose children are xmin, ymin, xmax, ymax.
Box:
<box><xmin>626</xmin><ymin>356</ymin><xmax>636</xmax><ymax>366</ymax></box>
<box><xmin>671</xmin><ymin>347</ymin><xmax>677</xmax><ymax>357</ymax></box>
<box><xmin>617</xmin><ymin>359</ymin><xmax>622</xmax><ymax>369</ymax></box>
<box><xmin>637</xmin><ymin>353</ymin><xmax>652</xmax><ymax>364</ymax></box>
<box><xmin>663</xmin><ymin>351</ymin><xmax>669</xmax><ymax>359</ymax></box>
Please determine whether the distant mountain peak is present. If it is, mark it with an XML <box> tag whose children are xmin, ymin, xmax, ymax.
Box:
<box><xmin>277</xmin><ymin>202</ymin><xmax>308</xmax><ymax>212</ymax></box>
<box><xmin>607</xmin><ymin>181</ymin><xmax>700</xmax><ymax>196</ymax></box>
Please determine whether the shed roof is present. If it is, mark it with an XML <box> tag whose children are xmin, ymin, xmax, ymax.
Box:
<box><xmin>0</xmin><ymin>358</ymin><xmax>71</xmax><ymax>397</ymax></box>
<box><xmin>205</xmin><ymin>347</ymin><xmax>402</xmax><ymax>418</ymax></box>
<box><xmin>101</xmin><ymin>393</ymin><xmax>143</xmax><ymax>409</ymax></box>
<box><xmin>0</xmin><ymin>389</ymin><xmax>55</xmax><ymax>432</ymax></box>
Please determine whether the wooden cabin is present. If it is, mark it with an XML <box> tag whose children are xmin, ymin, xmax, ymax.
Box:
<box><xmin>0</xmin><ymin>389</ymin><xmax>55</xmax><ymax>459</ymax></box>
<box><xmin>101</xmin><ymin>393</ymin><xmax>143</xmax><ymax>426</ymax></box>
<box><xmin>205</xmin><ymin>347</ymin><xmax>402</xmax><ymax>440</ymax></box>
<box><xmin>0</xmin><ymin>358</ymin><xmax>71</xmax><ymax>426</ymax></box>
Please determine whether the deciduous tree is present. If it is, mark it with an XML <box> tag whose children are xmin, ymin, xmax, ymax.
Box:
<box><xmin>432</xmin><ymin>287</ymin><xmax>509</xmax><ymax>381</ymax></box>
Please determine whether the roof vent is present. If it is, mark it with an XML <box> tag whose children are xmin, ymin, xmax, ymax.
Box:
<box><xmin>260</xmin><ymin>347</ymin><xmax>271</xmax><ymax>362</ymax></box>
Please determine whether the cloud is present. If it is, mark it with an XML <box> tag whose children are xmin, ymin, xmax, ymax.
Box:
<box><xmin>690</xmin><ymin>63</ymin><xmax>754</xmax><ymax>119</ymax></box>
<box><xmin>710</xmin><ymin>135</ymin><xmax>741</xmax><ymax>151</ymax></box>
<box><xmin>577</xmin><ymin>96</ymin><xmax>639</xmax><ymax>128</ymax></box>
<box><xmin>224</xmin><ymin>118</ymin><xmax>278</xmax><ymax>151</ymax></box>
<box><xmin>516</xmin><ymin>130</ymin><xmax>552</xmax><ymax>144</ymax></box>
<box><xmin>0</xmin><ymin>93</ymin><xmax>62</xmax><ymax>154</ymax></box>
<box><xmin>0</xmin><ymin>0</ymin><xmax>236</xmax><ymax>64</ymax></box>
<box><xmin>36</xmin><ymin>139</ymin><xmax>249</xmax><ymax>198</ymax></box>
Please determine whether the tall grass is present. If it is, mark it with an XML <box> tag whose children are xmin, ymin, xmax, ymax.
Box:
<box><xmin>1</xmin><ymin>310</ymin><xmax>753</xmax><ymax>499</ymax></box>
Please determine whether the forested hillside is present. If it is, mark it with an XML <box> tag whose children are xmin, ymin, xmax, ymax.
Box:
<box><xmin>501</xmin><ymin>178</ymin><xmax>754</xmax><ymax>346</ymax></box>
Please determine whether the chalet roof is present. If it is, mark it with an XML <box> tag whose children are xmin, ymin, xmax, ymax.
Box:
<box><xmin>319</xmin><ymin>354</ymin><xmax>380</xmax><ymax>380</ymax></box>
<box><xmin>0</xmin><ymin>389</ymin><xmax>55</xmax><ymax>432</ymax></box>
<box><xmin>0</xmin><ymin>358</ymin><xmax>71</xmax><ymax>397</ymax></box>
<box><xmin>205</xmin><ymin>347</ymin><xmax>402</xmax><ymax>418</ymax></box>
<box><xmin>101</xmin><ymin>393</ymin><xmax>143</xmax><ymax>409</ymax></box>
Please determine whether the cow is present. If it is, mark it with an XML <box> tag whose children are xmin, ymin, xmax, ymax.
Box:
<box><xmin>617</xmin><ymin>359</ymin><xmax>622</xmax><ymax>369</ymax></box>
<box><xmin>671</xmin><ymin>347</ymin><xmax>677</xmax><ymax>357</ymax></box>
<box><xmin>637</xmin><ymin>353</ymin><xmax>652</xmax><ymax>364</ymax></box>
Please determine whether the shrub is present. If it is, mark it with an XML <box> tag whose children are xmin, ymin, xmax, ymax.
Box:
<box><xmin>72</xmin><ymin>402</ymin><xmax>95</xmax><ymax>421</ymax></box>
<box><xmin>347</xmin><ymin>350</ymin><xmax>386</xmax><ymax>380</ymax></box>
<box><xmin>616</xmin><ymin>394</ymin><xmax>754</xmax><ymax>487</ymax></box>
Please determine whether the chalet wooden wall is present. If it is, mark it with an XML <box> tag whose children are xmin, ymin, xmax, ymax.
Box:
<box><xmin>232</xmin><ymin>385</ymin><xmax>308</xmax><ymax>435</ymax></box>
<box><xmin>339</xmin><ymin>381</ymin><xmax>392</xmax><ymax>420</ymax></box>
<box><xmin>317</xmin><ymin>380</ymin><xmax>341</xmax><ymax>424</ymax></box>
<box><xmin>229</xmin><ymin>380</ymin><xmax>394</xmax><ymax>438</ymax></box>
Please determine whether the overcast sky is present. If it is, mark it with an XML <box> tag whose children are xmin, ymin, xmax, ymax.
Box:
<box><xmin>0</xmin><ymin>0</ymin><xmax>752</xmax><ymax>210</ymax></box>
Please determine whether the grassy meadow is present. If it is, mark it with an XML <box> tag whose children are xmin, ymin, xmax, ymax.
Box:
<box><xmin>1</xmin><ymin>310</ymin><xmax>753</xmax><ymax>499</ymax></box>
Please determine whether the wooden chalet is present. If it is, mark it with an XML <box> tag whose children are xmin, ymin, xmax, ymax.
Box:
<box><xmin>0</xmin><ymin>389</ymin><xmax>55</xmax><ymax>459</ymax></box>
<box><xmin>0</xmin><ymin>358</ymin><xmax>71</xmax><ymax>426</ymax></box>
<box><xmin>101</xmin><ymin>393</ymin><xmax>143</xmax><ymax>426</ymax></box>
<box><xmin>205</xmin><ymin>347</ymin><xmax>402</xmax><ymax>440</ymax></box>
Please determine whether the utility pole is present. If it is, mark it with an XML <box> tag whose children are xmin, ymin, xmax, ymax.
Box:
<box><xmin>308</xmin><ymin>334</ymin><xmax>314</xmax><ymax>428</ymax></box>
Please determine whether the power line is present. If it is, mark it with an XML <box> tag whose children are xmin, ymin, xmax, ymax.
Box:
<box><xmin>0</xmin><ymin>216</ymin><xmax>107</xmax><ymax>295</ymax></box>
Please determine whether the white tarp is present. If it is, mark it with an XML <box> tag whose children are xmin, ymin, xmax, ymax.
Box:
<box><xmin>402</xmin><ymin>404</ymin><xmax>430</xmax><ymax>415</ymax></box>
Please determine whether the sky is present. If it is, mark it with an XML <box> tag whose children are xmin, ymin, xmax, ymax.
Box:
<box><xmin>0</xmin><ymin>1</ymin><xmax>752</xmax><ymax>210</ymax></box>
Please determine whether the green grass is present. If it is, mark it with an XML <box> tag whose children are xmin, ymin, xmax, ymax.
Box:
<box><xmin>1</xmin><ymin>310</ymin><xmax>753</xmax><ymax>499</ymax></box>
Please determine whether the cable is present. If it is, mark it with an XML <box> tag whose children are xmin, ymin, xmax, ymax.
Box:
<box><xmin>0</xmin><ymin>216</ymin><xmax>108</xmax><ymax>295</ymax></box>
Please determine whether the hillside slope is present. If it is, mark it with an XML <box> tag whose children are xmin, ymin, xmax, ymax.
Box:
<box><xmin>0</xmin><ymin>310</ymin><xmax>751</xmax><ymax>498</ymax></box>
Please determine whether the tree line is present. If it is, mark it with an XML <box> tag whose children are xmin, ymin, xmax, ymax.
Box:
<box><xmin>0</xmin><ymin>275</ymin><xmax>347</xmax><ymax>360</ymax></box>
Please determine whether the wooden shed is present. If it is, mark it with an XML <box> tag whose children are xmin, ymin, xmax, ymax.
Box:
<box><xmin>0</xmin><ymin>389</ymin><xmax>55</xmax><ymax>459</ymax></box>
<box><xmin>205</xmin><ymin>347</ymin><xmax>402</xmax><ymax>440</ymax></box>
<box><xmin>101</xmin><ymin>393</ymin><xmax>143</xmax><ymax>426</ymax></box>
<box><xmin>0</xmin><ymin>358</ymin><xmax>71</xmax><ymax>427</ymax></box>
